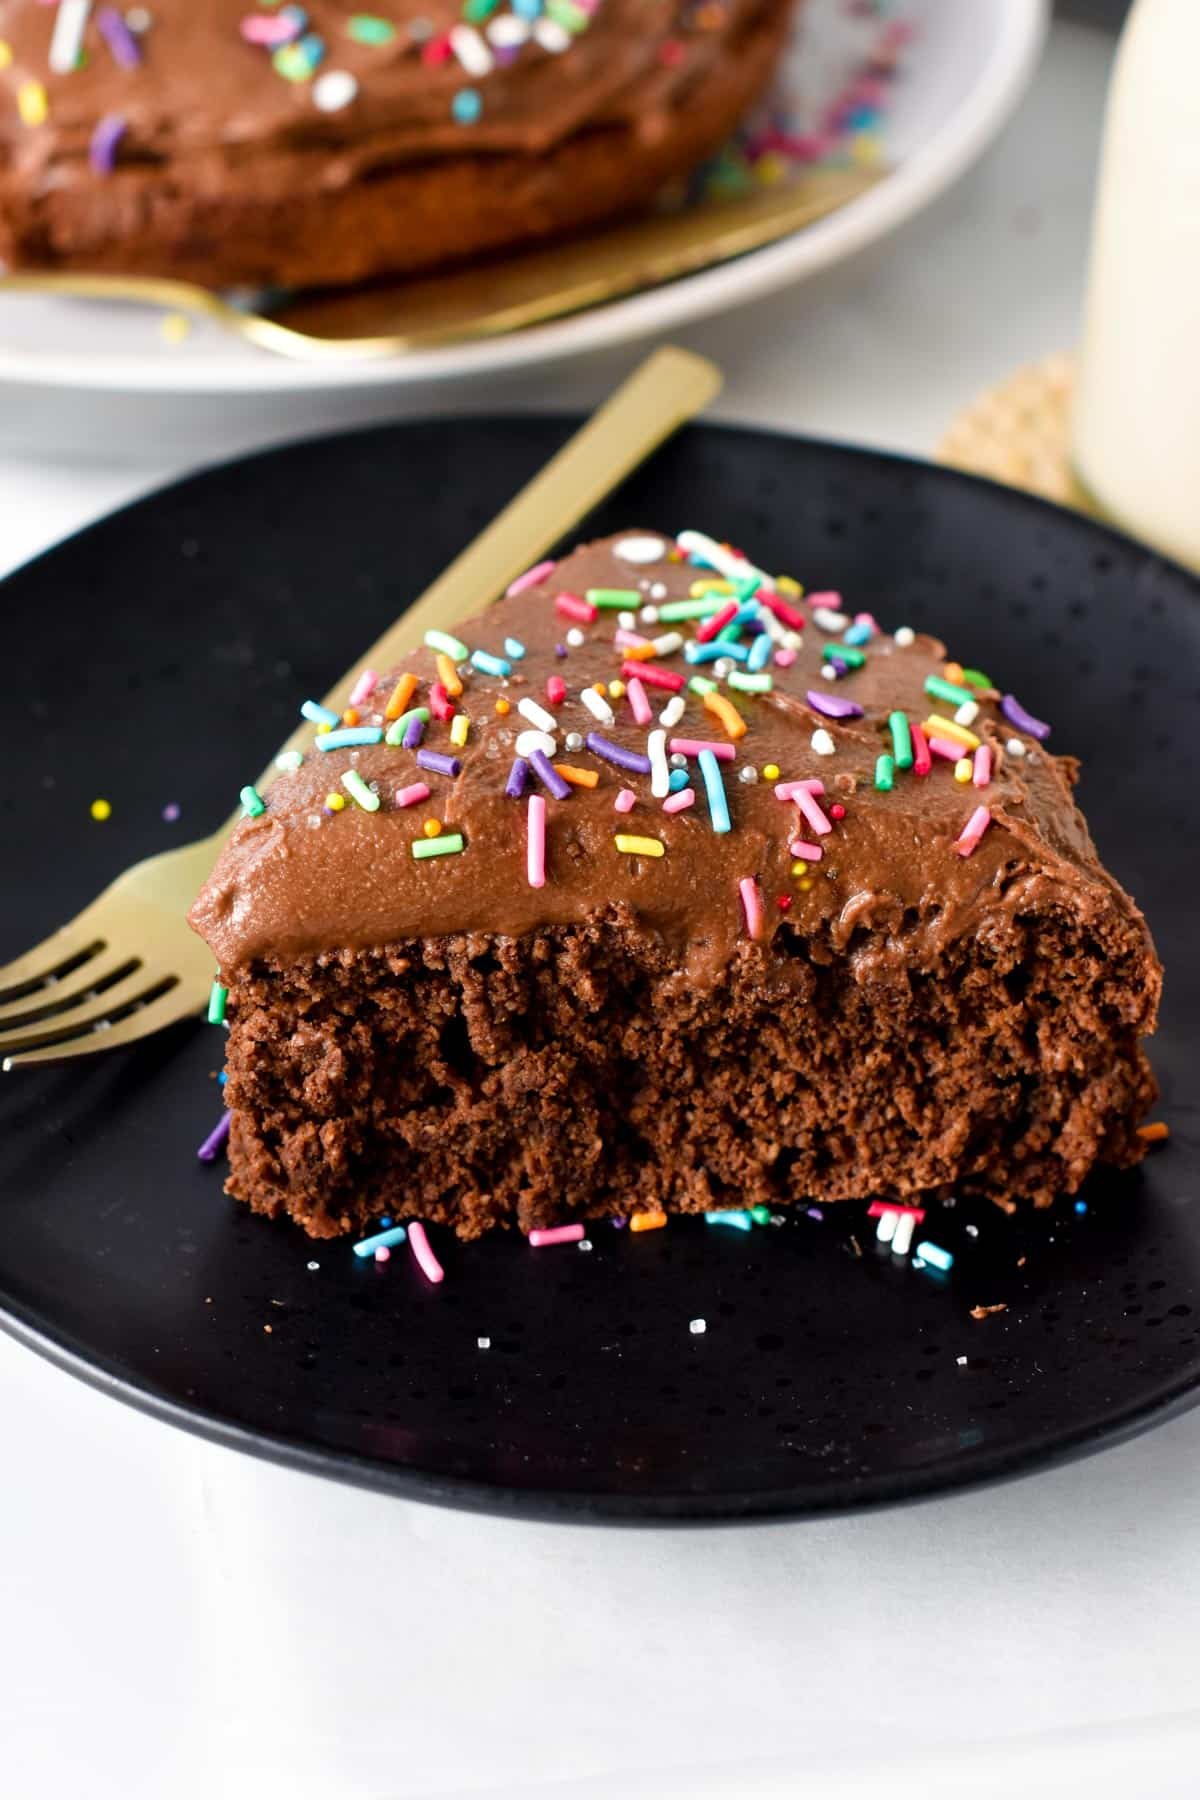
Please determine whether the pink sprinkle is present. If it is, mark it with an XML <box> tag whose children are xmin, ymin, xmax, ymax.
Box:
<box><xmin>394</xmin><ymin>781</ymin><xmax>431</xmax><ymax>808</ymax></box>
<box><xmin>662</xmin><ymin>788</ymin><xmax>694</xmax><ymax>814</ymax></box>
<box><xmin>623</xmin><ymin>662</ymin><xmax>683</xmax><ymax>692</ymax></box>
<box><xmin>555</xmin><ymin>591</ymin><xmax>597</xmax><ymax>624</ymax></box>
<box><xmin>429</xmin><ymin>682</ymin><xmax>455</xmax><ymax>722</ymax></box>
<box><xmin>546</xmin><ymin>675</ymin><xmax>566</xmax><ymax>706</ymax></box>
<box><xmin>911</xmin><ymin>723</ymin><xmax>932</xmax><ymax>777</ymax></box>
<box><xmin>805</xmin><ymin>590</ymin><xmax>843</xmax><ymax>610</ymax></box>
<box><xmin>955</xmin><ymin>805</ymin><xmax>992</xmax><ymax>858</ymax></box>
<box><xmin>788</xmin><ymin>840</ymin><xmax>823</xmax><ymax>861</ymax></box>
<box><xmin>669</xmin><ymin>738</ymin><xmax>735</xmax><ymax>761</ymax></box>
<box><xmin>349</xmin><ymin>668</ymin><xmax>378</xmax><ymax>708</ymax></box>
<box><xmin>614</xmin><ymin>629</ymin><xmax>651</xmax><ymax>650</ymax></box>
<box><xmin>407</xmin><ymin>1220</ymin><xmax>444</xmax><ymax>1285</ymax></box>
<box><xmin>528</xmin><ymin>1223</ymin><xmax>585</xmax><ymax>1247</ymax></box>
<box><xmin>929</xmin><ymin>736</ymin><xmax>965</xmax><ymax>762</ymax></box>
<box><xmin>774</xmin><ymin>778</ymin><xmax>824</xmax><ymax>800</ymax></box>
<box><xmin>240</xmin><ymin>12</ymin><xmax>298</xmax><ymax>44</ymax></box>
<box><xmin>774</xmin><ymin>647</ymin><xmax>797</xmax><ymax>668</ymax></box>
<box><xmin>625</xmin><ymin>677</ymin><xmax>652</xmax><ymax>726</ymax></box>
<box><xmin>867</xmin><ymin>1201</ymin><xmax>925</xmax><ymax>1221</ymax></box>
<box><xmin>760</xmin><ymin>593</ymin><xmax>806</xmax><ymax>630</ymax></box>
<box><xmin>738</xmin><ymin>876</ymin><xmax>763</xmax><ymax>941</ymax></box>
<box><xmin>853</xmin><ymin>613</ymin><xmax>877</xmax><ymax>636</ymax></box>
<box><xmin>615</xmin><ymin>787</ymin><xmax>637</xmax><ymax>813</ymax></box>
<box><xmin>694</xmin><ymin>599</ymin><xmax>739</xmax><ymax>644</ymax></box>
<box><xmin>527</xmin><ymin>793</ymin><xmax>546</xmax><ymax>889</ymax></box>
<box><xmin>792</xmin><ymin>788</ymin><xmax>832</xmax><ymax>837</ymax></box>
<box><xmin>507</xmin><ymin>559</ymin><xmax>555</xmax><ymax>597</ymax></box>
<box><xmin>973</xmin><ymin>745</ymin><xmax>992</xmax><ymax>788</ymax></box>
<box><xmin>374</xmin><ymin>1246</ymin><xmax>391</xmax><ymax>1263</ymax></box>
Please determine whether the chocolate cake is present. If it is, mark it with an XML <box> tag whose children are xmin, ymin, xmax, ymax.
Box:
<box><xmin>189</xmin><ymin>529</ymin><xmax>1161</xmax><ymax>1240</ymax></box>
<box><xmin>0</xmin><ymin>0</ymin><xmax>797</xmax><ymax>289</ymax></box>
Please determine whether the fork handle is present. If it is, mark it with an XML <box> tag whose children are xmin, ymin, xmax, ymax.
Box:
<box><xmin>243</xmin><ymin>345</ymin><xmax>722</xmax><ymax>810</ymax></box>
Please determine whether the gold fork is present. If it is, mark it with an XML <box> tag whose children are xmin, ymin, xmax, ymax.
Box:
<box><xmin>0</xmin><ymin>345</ymin><xmax>722</xmax><ymax>1071</ymax></box>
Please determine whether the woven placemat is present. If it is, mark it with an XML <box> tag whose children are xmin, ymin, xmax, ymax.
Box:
<box><xmin>936</xmin><ymin>352</ymin><xmax>1097</xmax><ymax>515</ymax></box>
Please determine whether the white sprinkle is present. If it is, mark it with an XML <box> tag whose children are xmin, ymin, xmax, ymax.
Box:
<box><xmin>812</xmin><ymin>729</ymin><xmax>835</xmax><ymax>756</ymax></box>
<box><xmin>565</xmin><ymin>731</ymin><xmax>583</xmax><ymax>752</ymax></box>
<box><xmin>518</xmin><ymin>696</ymin><xmax>557</xmax><ymax>733</ymax></box>
<box><xmin>533</xmin><ymin>15</ymin><xmax>570</xmax><ymax>51</ymax></box>
<box><xmin>652</xmin><ymin>631</ymin><xmax>684</xmax><ymax>657</ymax></box>
<box><xmin>781</xmin><ymin>629</ymin><xmax>804</xmax><ymax>652</ymax></box>
<box><xmin>515</xmin><ymin>728</ymin><xmax>557</xmax><ymax>759</ymax></box>
<box><xmin>1006</xmin><ymin>736</ymin><xmax>1027</xmax><ymax>758</ymax></box>
<box><xmin>313</xmin><ymin>68</ymin><xmax>359</xmax><ymax>111</ymax></box>
<box><xmin>892</xmin><ymin>1212</ymin><xmax>916</xmax><ymax>1257</ymax></box>
<box><xmin>713</xmin><ymin>657</ymin><xmax>734</xmax><ymax>679</ymax></box>
<box><xmin>965</xmin><ymin>1224</ymin><xmax>979</xmax><ymax>1238</ymax></box>
<box><xmin>689</xmin><ymin>1318</ymin><xmax>707</xmax><ymax>1335</ymax></box>
<box><xmin>648</xmin><ymin>728</ymin><xmax>670</xmax><ymax>798</ymax></box>
<box><xmin>614</xmin><ymin>533</ymin><xmax>667</xmax><ymax>564</ymax></box>
<box><xmin>580</xmin><ymin>686</ymin><xmax>615</xmax><ymax>727</ymax></box>
<box><xmin>955</xmin><ymin>700</ymin><xmax>980</xmax><ymax>727</ymax></box>
<box><xmin>649</xmin><ymin>584</ymin><xmax>668</xmax><ymax>601</ymax></box>
<box><xmin>477</xmin><ymin>1335</ymin><xmax>491</xmax><ymax>1350</ymax></box>
<box><xmin>275</xmin><ymin>749</ymin><xmax>304</xmax><ymax>771</ymax></box>
<box><xmin>956</xmin><ymin>1355</ymin><xmax>968</xmax><ymax>1367</ymax></box>
<box><xmin>641</xmin><ymin>604</ymin><xmax>661</xmax><ymax>624</ymax></box>
<box><xmin>565</xmin><ymin>627</ymin><xmax>585</xmax><ymax>648</ymax></box>
<box><xmin>449</xmin><ymin>21</ymin><xmax>494</xmax><ymax>75</ymax></box>
<box><xmin>125</xmin><ymin>7</ymin><xmax>152</xmax><ymax>30</ymax></box>
<box><xmin>486</xmin><ymin>12</ymin><xmax>529</xmax><ymax>45</ymax></box>
<box><xmin>820</xmin><ymin>665</ymin><xmax>837</xmax><ymax>682</ymax></box>
<box><xmin>659</xmin><ymin>694</ymin><xmax>686</xmax><ymax>728</ymax></box>
<box><xmin>49</xmin><ymin>0</ymin><xmax>90</xmax><ymax>74</ymax></box>
<box><xmin>675</xmin><ymin>529</ymin><xmax>770</xmax><ymax>587</ymax></box>
<box><xmin>306</xmin><ymin>814</ymin><xmax>322</xmax><ymax>829</ymax></box>
<box><xmin>306</xmin><ymin>1260</ymin><xmax>320</xmax><ymax>1271</ymax></box>
<box><xmin>813</xmin><ymin>607</ymin><xmax>850</xmax><ymax>633</ymax></box>
<box><xmin>618</xmin><ymin>610</ymin><xmax>637</xmax><ymax>631</ymax></box>
<box><xmin>578</xmin><ymin>1238</ymin><xmax>593</xmax><ymax>1252</ymax></box>
<box><xmin>876</xmin><ymin>1209</ymin><xmax>899</xmax><ymax>1245</ymax></box>
<box><xmin>894</xmin><ymin>626</ymin><xmax>915</xmax><ymax>647</ymax></box>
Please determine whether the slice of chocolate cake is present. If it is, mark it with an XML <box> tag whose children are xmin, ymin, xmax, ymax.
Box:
<box><xmin>188</xmin><ymin>529</ymin><xmax>1161</xmax><ymax>1239</ymax></box>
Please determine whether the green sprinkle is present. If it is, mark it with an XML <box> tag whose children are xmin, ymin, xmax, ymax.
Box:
<box><xmin>749</xmin><ymin>1204</ymin><xmax>773</xmax><ymax>1226</ymax></box>
<box><xmin>240</xmin><ymin>784</ymin><xmax>266</xmax><ymax>818</ymax></box>
<box><xmin>545</xmin><ymin>0</ymin><xmax>588</xmax><ymax>29</ymax></box>
<box><xmin>823</xmin><ymin>643</ymin><xmax>866</xmax><ymax>668</ymax></box>
<box><xmin>715</xmin><ymin>623</ymin><xmax>743</xmax><ymax>644</ymax></box>
<box><xmin>207</xmin><ymin>981</ymin><xmax>228</xmax><ymax>1026</ymax></box>
<box><xmin>462</xmin><ymin>0</ymin><xmax>499</xmax><ymax>18</ymax></box>
<box><xmin>384</xmin><ymin>705</ymin><xmax>431</xmax><ymax>747</ymax></box>
<box><xmin>875</xmin><ymin>753</ymin><xmax>895</xmax><ymax>792</ymax></box>
<box><xmin>888</xmin><ymin>710</ymin><xmax>913</xmax><ymax>770</ymax></box>
<box><xmin>424</xmin><ymin>628</ymin><xmax>470</xmax><ymax>661</ymax></box>
<box><xmin>657</xmin><ymin>597</ymin><xmax>726</xmax><ymax>622</ymax></box>
<box><xmin>341</xmin><ymin>770</ymin><xmax>380</xmax><ymax>812</ymax></box>
<box><xmin>585</xmin><ymin>588</ymin><xmax>641</xmax><ymax>609</ymax></box>
<box><xmin>273</xmin><ymin>39</ymin><xmax>321</xmax><ymax>82</ymax></box>
<box><xmin>688</xmin><ymin>674</ymin><xmax>717</xmax><ymax>696</ymax></box>
<box><xmin>961</xmin><ymin>668</ymin><xmax>994</xmax><ymax>690</ymax></box>
<box><xmin>348</xmin><ymin>14</ymin><xmax>397</xmax><ymax>43</ymax></box>
<box><xmin>924</xmin><ymin>674</ymin><xmax>975</xmax><ymax>707</ymax></box>
<box><xmin>412</xmin><ymin>833</ymin><xmax>465</xmax><ymax>860</ymax></box>
<box><xmin>727</xmin><ymin>670</ymin><xmax>774</xmax><ymax>693</ymax></box>
<box><xmin>734</xmin><ymin>576</ymin><xmax>763</xmax><ymax>601</ymax></box>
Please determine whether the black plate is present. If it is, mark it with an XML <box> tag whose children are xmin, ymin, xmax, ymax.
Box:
<box><xmin>1</xmin><ymin>418</ymin><xmax>1197</xmax><ymax>1522</ymax></box>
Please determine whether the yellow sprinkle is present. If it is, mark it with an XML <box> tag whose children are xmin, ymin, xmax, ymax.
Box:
<box><xmin>798</xmin><ymin>877</ymin><xmax>814</xmax><ymax>891</ymax></box>
<box><xmin>763</xmin><ymin>763</ymin><xmax>780</xmax><ymax>781</ymax></box>
<box><xmin>326</xmin><ymin>793</ymin><xmax>346</xmax><ymax>812</ymax></box>
<box><xmin>608</xmin><ymin>680</ymin><xmax>626</xmax><ymax>699</ymax></box>
<box><xmin>703</xmin><ymin>690</ymin><xmax>747</xmax><ymax>740</ymax></box>
<box><xmin>342</xmin><ymin>707</ymin><xmax>360</xmax><ymax>726</ymax></box>
<box><xmin>494</xmin><ymin>698</ymin><xmax>510</xmax><ymax>716</ymax></box>
<box><xmin>615</xmin><ymin>834</ymin><xmax>665</xmax><ymax>858</ymax></box>
<box><xmin>554</xmin><ymin>764</ymin><xmax>599</xmax><ymax>789</ymax></box>
<box><xmin>668</xmin><ymin>549</ymin><xmax>683</xmax><ymax>563</ymax></box>
<box><xmin>689</xmin><ymin>579</ymin><xmax>734</xmax><ymax>598</ymax></box>
<box><xmin>423</xmin><ymin>818</ymin><xmax>442</xmax><ymax>838</ymax></box>
<box><xmin>755</xmin><ymin>150</ymin><xmax>788</xmax><ymax>187</ymax></box>
<box><xmin>629</xmin><ymin>1210</ymin><xmax>667</xmax><ymax>1232</ymax></box>
<box><xmin>922</xmin><ymin>715</ymin><xmax>981</xmax><ymax>751</ymax></box>
<box><xmin>0</xmin><ymin>42</ymin><xmax>13</xmax><ymax>70</ymax></box>
<box><xmin>851</xmin><ymin>130</ymin><xmax>884</xmax><ymax>170</ymax></box>
<box><xmin>954</xmin><ymin>757</ymin><xmax>972</xmax><ymax>783</ymax></box>
<box><xmin>450</xmin><ymin>712</ymin><xmax>469</xmax><ymax>749</ymax></box>
<box><xmin>435</xmin><ymin>653</ymin><xmax>463</xmax><ymax>699</ymax></box>
<box><xmin>18</xmin><ymin>80</ymin><xmax>48</xmax><ymax>126</ymax></box>
<box><xmin>385</xmin><ymin>672</ymin><xmax>418</xmax><ymax>720</ymax></box>
<box><xmin>160</xmin><ymin>312</ymin><xmax>191</xmax><ymax>345</ymax></box>
<box><xmin>775</xmin><ymin>575</ymin><xmax>803</xmax><ymax>596</ymax></box>
<box><xmin>89</xmin><ymin>798</ymin><xmax>112</xmax><ymax>822</ymax></box>
<box><xmin>316</xmin><ymin>721</ymin><xmax>332</xmax><ymax>735</ymax></box>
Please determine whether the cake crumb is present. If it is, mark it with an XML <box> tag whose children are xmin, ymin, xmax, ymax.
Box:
<box><xmin>970</xmin><ymin>1303</ymin><xmax>1008</xmax><ymax>1321</ymax></box>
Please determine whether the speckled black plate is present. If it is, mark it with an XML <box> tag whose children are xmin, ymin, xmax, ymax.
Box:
<box><xmin>0</xmin><ymin>418</ymin><xmax>1197</xmax><ymax>1522</ymax></box>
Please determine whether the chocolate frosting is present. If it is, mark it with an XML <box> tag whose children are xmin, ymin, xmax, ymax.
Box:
<box><xmin>0</xmin><ymin>0</ymin><xmax>771</xmax><ymax>191</ymax></box>
<box><xmin>190</xmin><ymin>530</ymin><xmax>1154</xmax><ymax>995</ymax></box>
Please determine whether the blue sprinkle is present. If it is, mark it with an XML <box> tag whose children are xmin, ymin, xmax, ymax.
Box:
<box><xmin>705</xmin><ymin>1210</ymin><xmax>752</xmax><ymax>1231</ymax></box>
<box><xmin>685</xmin><ymin>639</ymin><xmax>749</xmax><ymax>665</ymax></box>
<box><xmin>352</xmin><ymin>1224</ymin><xmax>408</xmax><ymax>1258</ymax></box>
<box><xmin>747</xmin><ymin>630</ymin><xmax>773</xmax><ymax>672</ymax></box>
<box><xmin>218</xmin><ymin>1070</ymin><xmax>228</xmax><ymax>1085</ymax></box>
<box><xmin>471</xmin><ymin>649</ymin><xmax>512</xmax><ymax>678</ymax></box>
<box><xmin>513</xmin><ymin>0</ymin><xmax>541</xmax><ymax>14</ymax></box>
<box><xmin>843</xmin><ymin>621</ymin><xmax>872</xmax><ymax>647</ymax></box>
<box><xmin>915</xmin><ymin>1240</ymin><xmax>954</xmax><ymax>1272</ymax></box>
<box><xmin>698</xmin><ymin>748</ymin><xmax>731</xmax><ymax>835</ymax></box>
<box><xmin>668</xmin><ymin>768</ymin><xmax>689</xmax><ymax>792</ymax></box>
<box><xmin>504</xmin><ymin>637</ymin><xmax>527</xmax><ymax>660</ymax></box>
<box><xmin>379</xmin><ymin>1216</ymin><xmax>392</xmax><ymax>1227</ymax></box>
<box><xmin>729</xmin><ymin>603</ymin><xmax>761</xmax><ymax>628</ymax></box>
<box><xmin>452</xmin><ymin>87</ymin><xmax>482</xmax><ymax>124</ymax></box>
<box><xmin>301</xmin><ymin>699</ymin><xmax>340</xmax><ymax>727</ymax></box>
<box><xmin>1074</xmin><ymin>1200</ymin><xmax>1088</xmax><ymax>1215</ymax></box>
<box><xmin>314</xmin><ymin>726</ymin><xmax>384</xmax><ymax>750</ymax></box>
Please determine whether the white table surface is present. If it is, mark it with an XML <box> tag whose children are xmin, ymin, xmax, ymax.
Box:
<box><xmin>4</xmin><ymin>22</ymin><xmax>1199</xmax><ymax>1800</ymax></box>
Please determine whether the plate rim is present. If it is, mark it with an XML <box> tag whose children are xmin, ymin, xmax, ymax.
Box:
<box><xmin>0</xmin><ymin>414</ymin><xmax>1197</xmax><ymax>1522</ymax></box>
<box><xmin>0</xmin><ymin>0</ymin><xmax>1049</xmax><ymax>395</ymax></box>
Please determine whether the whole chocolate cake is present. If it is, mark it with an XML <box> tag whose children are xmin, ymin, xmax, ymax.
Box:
<box><xmin>189</xmin><ymin>529</ymin><xmax>1162</xmax><ymax>1240</ymax></box>
<box><xmin>0</xmin><ymin>0</ymin><xmax>797</xmax><ymax>288</ymax></box>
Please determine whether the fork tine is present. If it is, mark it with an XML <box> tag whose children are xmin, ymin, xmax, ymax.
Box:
<box><xmin>2</xmin><ymin>979</ymin><xmax>205</xmax><ymax>1071</ymax></box>
<box><xmin>0</xmin><ymin>955</ymin><xmax>143</xmax><ymax>1024</ymax></box>
<box><xmin>0</xmin><ymin>934</ymin><xmax>107</xmax><ymax>1004</ymax></box>
<box><xmin>0</xmin><ymin>974</ymin><xmax>181</xmax><ymax>1059</ymax></box>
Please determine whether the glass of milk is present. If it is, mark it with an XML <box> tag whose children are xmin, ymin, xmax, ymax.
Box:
<box><xmin>1073</xmin><ymin>0</ymin><xmax>1200</xmax><ymax>570</ymax></box>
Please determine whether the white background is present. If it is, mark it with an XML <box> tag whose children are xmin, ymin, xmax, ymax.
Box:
<box><xmin>4</xmin><ymin>22</ymin><xmax>1199</xmax><ymax>1800</ymax></box>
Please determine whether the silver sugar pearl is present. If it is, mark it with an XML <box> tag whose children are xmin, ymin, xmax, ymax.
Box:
<box><xmin>713</xmin><ymin>657</ymin><xmax>734</xmax><ymax>678</ymax></box>
<box><xmin>669</xmin><ymin>752</ymin><xmax>688</xmax><ymax>769</ymax></box>
<box><xmin>738</xmin><ymin>765</ymin><xmax>758</xmax><ymax>784</ymax></box>
<box><xmin>565</xmin><ymin>732</ymin><xmax>584</xmax><ymax>752</ymax></box>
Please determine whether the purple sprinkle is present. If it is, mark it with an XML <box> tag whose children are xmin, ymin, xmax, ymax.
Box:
<box><xmin>585</xmin><ymin>731</ymin><xmax>652</xmax><ymax>775</ymax></box>
<box><xmin>197</xmin><ymin>1112</ymin><xmax>231</xmax><ymax>1163</ymax></box>
<box><xmin>89</xmin><ymin>113</ymin><xmax>126</xmax><ymax>176</ymax></box>
<box><xmin>97</xmin><ymin>6</ymin><xmax>142</xmax><ymax>67</ymax></box>
<box><xmin>611</xmin><ymin>1216</ymin><xmax>628</xmax><ymax>1229</ymax></box>
<box><xmin>162</xmin><ymin>801</ymin><xmax>181</xmax><ymax>823</ymax></box>
<box><xmin>806</xmin><ymin>1205</ymin><xmax>825</xmax><ymax>1221</ymax></box>
<box><xmin>827</xmin><ymin>657</ymin><xmax>850</xmax><ymax>678</ymax></box>
<box><xmin>1001</xmin><ymin>693</ymin><xmax>1051</xmax><ymax>741</ymax></box>
<box><xmin>529</xmin><ymin>749</ymin><xmax>570</xmax><ymax>800</ymax></box>
<box><xmin>402</xmin><ymin>715</ymin><xmax>425</xmax><ymax>750</ymax></box>
<box><xmin>416</xmin><ymin>748</ymin><xmax>461</xmax><ymax>778</ymax></box>
<box><xmin>554</xmin><ymin>644</ymin><xmax>568</xmax><ymax>659</ymax></box>
<box><xmin>505</xmin><ymin>756</ymin><xmax>529</xmax><ymax>799</ymax></box>
<box><xmin>806</xmin><ymin>689</ymin><xmax>864</xmax><ymax>721</ymax></box>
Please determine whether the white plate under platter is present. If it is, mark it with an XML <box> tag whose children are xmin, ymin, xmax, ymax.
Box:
<box><xmin>0</xmin><ymin>0</ymin><xmax>1047</xmax><ymax>400</ymax></box>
